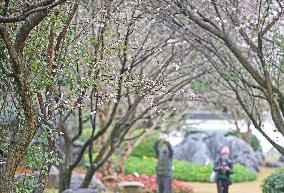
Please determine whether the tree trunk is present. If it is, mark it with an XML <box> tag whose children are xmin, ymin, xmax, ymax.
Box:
<box><xmin>116</xmin><ymin>142</ymin><xmax>132</xmax><ymax>180</ymax></box>
<box><xmin>0</xmin><ymin>24</ymin><xmax>37</xmax><ymax>193</ymax></box>
<box><xmin>0</xmin><ymin>143</ymin><xmax>28</xmax><ymax>193</ymax></box>
<box><xmin>58</xmin><ymin>131</ymin><xmax>73</xmax><ymax>193</ymax></box>
<box><xmin>0</xmin><ymin>171</ymin><xmax>16</xmax><ymax>193</ymax></box>
<box><xmin>80</xmin><ymin>165</ymin><xmax>95</xmax><ymax>188</ymax></box>
<box><xmin>80</xmin><ymin>151</ymin><xmax>112</xmax><ymax>188</ymax></box>
<box><xmin>58</xmin><ymin>168</ymin><xmax>72</xmax><ymax>193</ymax></box>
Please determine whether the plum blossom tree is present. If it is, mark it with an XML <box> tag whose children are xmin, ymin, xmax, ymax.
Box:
<box><xmin>0</xmin><ymin>1</ymin><xmax>206</xmax><ymax>192</ymax></box>
<box><xmin>53</xmin><ymin>0</ymin><xmax>206</xmax><ymax>191</ymax></box>
<box><xmin>0</xmin><ymin>1</ymin><xmax>71</xmax><ymax>192</ymax></box>
<box><xmin>148</xmin><ymin>0</ymin><xmax>284</xmax><ymax>154</ymax></box>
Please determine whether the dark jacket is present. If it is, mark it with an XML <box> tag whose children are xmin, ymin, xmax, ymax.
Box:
<box><xmin>213</xmin><ymin>155</ymin><xmax>233</xmax><ymax>184</ymax></box>
<box><xmin>153</xmin><ymin>140</ymin><xmax>173</xmax><ymax>176</ymax></box>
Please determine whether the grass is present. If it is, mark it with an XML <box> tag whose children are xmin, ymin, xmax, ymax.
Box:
<box><xmin>193</xmin><ymin>167</ymin><xmax>277</xmax><ymax>193</ymax></box>
<box><xmin>44</xmin><ymin>189</ymin><xmax>57</xmax><ymax>193</ymax></box>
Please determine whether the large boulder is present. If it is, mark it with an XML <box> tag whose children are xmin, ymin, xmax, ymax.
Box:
<box><xmin>174</xmin><ymin>132</ymin><xmax>264</xmax><ymax>171</ymax></box>
<box><xmin>256</xmin><ymin>150</ymin><xmax>265</xmax><ymax>165</ymax></box>
<box><xmin>62</xmin><ymin>189</ymin><xmax>98</xmax><ymax>193</ymax></box>
<box><xmin>72</xmin><ymin>141</ymin><xmax>84</xmax><ymax>164</ymax></box>
<box><xmin>265</xmin><ymin>162</ymin><xmax>284</xmax><ymax>168</ymax></box>
<box><xmin>190</xmin><ymin>150</ymin><xmax>212</xmax><ymax>165</ymax></box>
<box><xmin>226</xmin><ymin>136</ymin><xmax>260</xmax><ymax>172</ymax></box>
<box><xmin>57</xmin><ymin>137</ymin><xmax>84</xmax><ymax>165</ymax></box>
<box><xmin>47</xmin><ymin>168</ymin><xmax>106</xmax><ymax>192</ymax></box>
<box><xmin>206</xmin><ymin>132</ymin><xmax>230</xmax><ymax>160</ymax></box>
<box><xmin>174</xmin><ymin>133</ymin><xmax>212</xmax><ymax>165</ymax></box>
<box><xmin>70</xmin><ymin>173</ymin><xmax>106</xmax><ymax>192</ymax></box>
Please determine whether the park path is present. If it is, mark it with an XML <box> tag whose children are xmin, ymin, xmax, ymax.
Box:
<box><xmin>191</xmin><ymin>167</ymin><xmax>276</xmax><ymax>193</ymax></box>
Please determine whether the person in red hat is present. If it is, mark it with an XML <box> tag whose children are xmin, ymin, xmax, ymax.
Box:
<box><xmin>213</xmin><ymin>146</ymin><xmax>233</xmax><ymax>193</ymax></box>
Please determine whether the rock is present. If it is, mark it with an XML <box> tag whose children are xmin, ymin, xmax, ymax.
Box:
<box><xmin>226</xmin><ymin>136</ymin><xmax>260</xmax><ymax>171</ymax></box>
<box><xmin>72</xmin><ymin>141</ymin><xmax>84</xmax><ymax>165</ymax></box>
<box><xmin>174</xmin><ymin>136</ymin><xmax>212</xmax><ymax>165</ymax></box>
<box><xmin>174</xmin><ymin>132</ymin><xmax>264</xmax><ymax>172</ymax></box>
<box><xmin>174</xmin><ymin>137</ymin><xmax>196</xmax><ymax>161</ymax></box>
<box><xmin>265</xmin><ymin>162</ymin><xmax>284</xmax><ymax>168</ymax></box>
<box><xmin>190</xmin><ymin>133</ymin><xmax>207</xmax><ymax>141</ymax></box>
<box><xmin>70</xmin><ymin>173</ymin><xmax>106</xmax><ymax>192</ymax></box>
<box><xmin>206</xmin><ymin>132</ymin><xmax>229</xmax><ymax>160</ymax></box>
<box><xmin>62</xmin><ymin>188</ymin><xmax>98</xmax><ymax>193</ymax></box>
<box><xmin>118</xmin><ymin>181</ymin><xmax>145</xmax><ymax>187</ymax></box>
<box><xmin>47</xmin><ymin>168</ymin><xmax>106</xmax><ymax>191</ymax></box>
<box><xmin>279</xmin><ymin>155</ymin><xmax>284</xmax><ymax>162</ymax></box>
<box><xmin>47</xmin><ymin>166</ymin><xmax>60</xmax><ymax>189</ymax></box>
<box><xmin>57</xmin><ymin>137</ymin><xmax>84</xmax><ymax>166</ymax></box>
<box><xmin>70</xmin><ymin>173</ymin><xmax>84</xmax><ymax>188</ymax></box>
<box><xmin>191</xmin><ymin>150</ymin><xmax>212</xmax><ymax>165</ymax></box>
<box><xmin>118</xmin><ymin>181</ymin><xmax>144</xmax><ymax>193</ymax></box>
<box><xmin>256</xmin><ymin>150</ymin><xmax>265</xmax><ymax>164</ymax></box>
<box><xmin>73</xmin><ymin>140</ymin><xmax>84</xmax><ymax>148</ymax></box>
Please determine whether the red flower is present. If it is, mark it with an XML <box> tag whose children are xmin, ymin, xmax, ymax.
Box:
<box><xmin>106</xmin><ymin>174</ymin><xmax>194</xmax><ymax>193</ymax></box>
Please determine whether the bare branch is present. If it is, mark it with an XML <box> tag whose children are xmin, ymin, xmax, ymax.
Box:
<box><xmin>0</xmin><ymin>0</ymin><xmax>67</xmax><ymax>23</ymax></box>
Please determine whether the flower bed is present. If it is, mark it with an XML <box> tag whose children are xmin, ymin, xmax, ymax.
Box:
<box><xmin>112</xmin><ymin>174</ymin><xmax>193</xmax><ymax>193</ymax></box>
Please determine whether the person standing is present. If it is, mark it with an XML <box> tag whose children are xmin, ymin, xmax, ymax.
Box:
<box><xmin>214</xmin><ymin>146</ymin><xmax>233</xmax><ymax>193</ymax></box>
<box><xmin>153</xmin><ymin>136</ymin><xmax>174</xmax><ymax>193</ymax></box>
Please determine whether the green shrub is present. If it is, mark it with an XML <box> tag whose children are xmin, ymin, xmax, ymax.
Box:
<box><xmin>131</xmin><ymin>134</ymin><xmax>159</xmax><ymax>158</ymax></box>
<box><xmin>16</xmin><ymin>176</ymin><xmax>39</xmax><ymax>193</ymax></box>
<box><xmin>79</xmin><ymin>128</ymin><xmax>94</xmax><ymax>142</ymax></box>
<box><xmin>262</xmin><ymin>168</ymin><xmax>284</xmax><ymax>193</ymax></box>
<box><xmin>225</xmin><ymin>131</ymin><xmax>241</xmax><ymax>138</ymax></box>
<box><xmin>231</xmin><ymin>164</ymin><xmax>258</xmax><ymax>182</ymax></box>
<box><xmin>125</xmin><ymin>156</ymin><xmax>157</xmax><ymax>176</ymax></box>
<box><xmin>125</xmin><ymin>156</ymin><xmax>257</xmax><ymax>183</ymax></box>
<box><xmin>250</xmin><ymin>135</ymin><xmax>261</xmax><ymax>151</ymax></box>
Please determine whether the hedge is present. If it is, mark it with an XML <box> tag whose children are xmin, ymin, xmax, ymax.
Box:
<box><xmin>262</xmin><ymin>168</ymin><xmax>284</xmax><ymax>193</ymax></box>
<box><xmin>125</xmin><ymin>156</ymin><xmax>257</xmax><ymax>183</ymax></box>
<box><xmin>131</xmin><ymin>133</ymin><xmax>159</xmax><ymax>158</ymax></box>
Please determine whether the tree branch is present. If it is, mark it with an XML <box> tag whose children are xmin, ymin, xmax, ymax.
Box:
<box><xmin>14</xmin><ymin>11</ymin><xmax>48</xmax><ymax>54</ymax></box>
<box><xmin>0</xmin><ymin>0</ymin><xmax>67</xmax><ymax>23</ymax></box>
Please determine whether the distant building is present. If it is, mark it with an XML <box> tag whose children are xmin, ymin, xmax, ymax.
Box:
<box><xmin>187</xmin><ymin>111</ymin><xmax>231</xmax><ymax>120</ymax></box>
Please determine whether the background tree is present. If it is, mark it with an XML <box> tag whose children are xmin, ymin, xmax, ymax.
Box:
<box><xmin>51</xmin><ymin>0</ymin><xmax>206</xmax><ymax>192</ymax></box>
<box><xmin>190</xmin><ymin>73</ymin><xmax>263</xmax><ymax>145</ymax></box>
<box><xmin>148</xmin><ymin>0</ymin><xmax>284</xmax><ymax>154</ymax></box>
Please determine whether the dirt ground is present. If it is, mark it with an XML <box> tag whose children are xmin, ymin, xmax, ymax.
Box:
<box><xmin>192</xmin><ymin>167</ymin><xmax>276</xmax><ymax>193</ymax></box>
